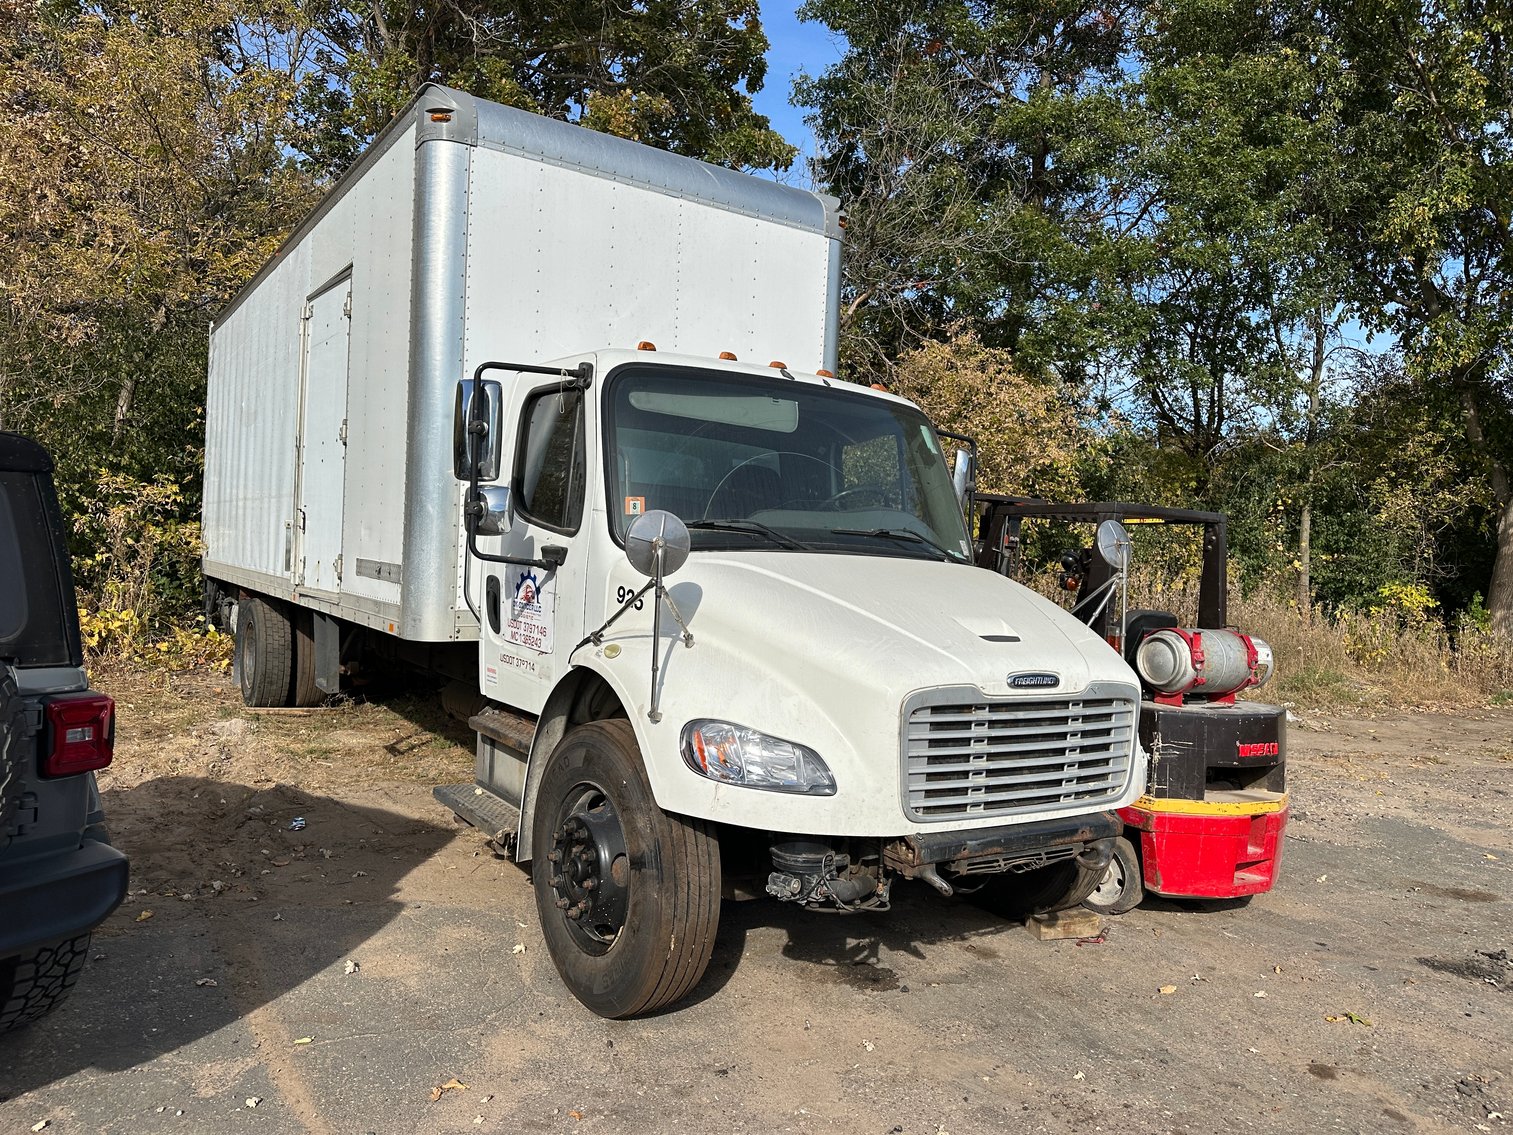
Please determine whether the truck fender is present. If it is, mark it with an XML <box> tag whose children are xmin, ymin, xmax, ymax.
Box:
<box><xmin>514</xmin><ymin>659</ymin><xmax>654</xmax><ymax>862</ymax></box>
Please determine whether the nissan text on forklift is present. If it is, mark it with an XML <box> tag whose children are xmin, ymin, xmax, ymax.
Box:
<box><xmin>973</xmin><ymin>498</ymin><xmax>1289</xmax><ymax>915</ymax></box>
<box><xmin>201</xmin><ymin>85</ymin><xmax>1152</xmax><ymax>1018</ymax></box>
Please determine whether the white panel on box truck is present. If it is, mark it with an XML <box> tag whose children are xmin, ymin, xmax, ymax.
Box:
<box><xmin>203</xmin><ymin>85</ymin><xmax>1146</xmax><ymax>1017</ymax></box>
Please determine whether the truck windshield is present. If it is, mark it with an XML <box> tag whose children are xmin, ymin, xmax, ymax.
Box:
<box><xmin>605</xmin><ymin>366</ymin><xmax>971</xmax><ymax>562</ymax></box>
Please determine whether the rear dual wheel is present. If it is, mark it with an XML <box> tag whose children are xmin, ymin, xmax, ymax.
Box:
<box><xmin>531</xmin><ymin>719</ymin><xmax>720</xmax><ymax>1018</ymax></box>
<box><xmin>235</xmin><ymin>597</ymin><xmax>324</xmax><ymax>708</ymax></box>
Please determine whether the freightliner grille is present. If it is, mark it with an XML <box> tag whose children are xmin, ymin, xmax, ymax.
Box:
<box><xmin>904</xmin><ymin>693</ymin><xmax>1136</xmax><ymax>822</ymax></box>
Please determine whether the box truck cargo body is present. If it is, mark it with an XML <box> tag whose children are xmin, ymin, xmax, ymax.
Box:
<box><xmin>203</xmin><ymin>86</ymin><xmax>1145</xmax><ymax>1018</ymax></box>
<box><xmin>204</xmin><ymin>88</ymin><xmax>840</xmax><ymax>641</ymax></box>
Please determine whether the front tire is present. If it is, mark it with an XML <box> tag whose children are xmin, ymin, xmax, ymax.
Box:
<box><xmin>1082</xmin><ymin>835</ymin><xmax>1144</xmax><ymax>915</ymax></box>
<box><xmin>236</xmin><ymin>596</ymin><xmax>295</xmax><ymax>707</ymax></box>
<box><xmin>976</xmin><ymin>854</ymin><xmax>1107</xmax><ymax>920</ymax></box>
<box><xmin>0</xmin><ymin>934</ymin><xmax>91</xmax><ymax>1032</ymax></box>
<box><xmin>531</xmin><ymin>719</ymin><xmax>720</xmax><ymax>1018</ymax></box>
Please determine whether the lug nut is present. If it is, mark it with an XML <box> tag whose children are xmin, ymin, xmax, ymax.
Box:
<box><xmin>555</xmin><ymin>897</ymin><xmax>569</xmax><ymax>909</ymax></box>
<box><xmin>565</xmin><ymin>908</ymin><xmax>581</xmax><ymax>920</ymax></box>
<box><xmin>583</xmin><ymin>879</ymin><xmax>597</xmax><ymax>891</ymax></box>
<box><xmin>546</xmin><ymin>849</ymin><xmax>561</xmax><ymax>863</ymax></box>
<box><xmin>549</xmin><ymin>874</ymin><xmax>563</xmax><ymax>888</ymax></box>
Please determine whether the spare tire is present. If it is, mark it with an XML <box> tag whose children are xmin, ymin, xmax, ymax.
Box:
<box><xmin>0</xmin><ymin>665</ymin><xmax>28</xmax><ymax>851</ymax></box>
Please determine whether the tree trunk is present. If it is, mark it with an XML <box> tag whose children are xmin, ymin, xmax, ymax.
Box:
<box><xmin>1297</xmin><ymin>497</ymin><xmax>1312</xmax><ymax>621</ymax></box>
<box><xmin>1489</xmin><ymin>493</ymin><xmax>1513</xmax><ymax>638</ymax></box>
<box><xmin>111</xmin><ymin>374</ymin><xmax>137</xmax><ymax>445</ymax></box>
<box><xmin>1458</xmin><ymin>379</ymin><xmax>1513</xmax><ymax>636</ymax></box>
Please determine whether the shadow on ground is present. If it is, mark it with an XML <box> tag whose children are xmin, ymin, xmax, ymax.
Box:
<box><xmin>0</xmin><ymin>774</ymin><xmax>454</xmax><ymax>1100</ymax></box>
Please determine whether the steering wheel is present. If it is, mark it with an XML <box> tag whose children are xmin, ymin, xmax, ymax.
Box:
<box><xmin>702</xmin><ymin>452</ymin><xmax>840</xmax><ymax>519</ymax></box>
<box><xmin>820</xmin><ymin>484</ymin><xmax>898</xmax><ymax>510</ymax></box>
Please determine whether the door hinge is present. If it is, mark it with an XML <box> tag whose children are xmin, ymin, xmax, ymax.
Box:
<box><xmin>301</xmin><ymin>302</ymin><xmax>313</xmax><ymax>321</ymax></box>
<box><xmin>338</xmin><ymin>418</ymin><xmax>348</xmax><ymax>445</ymax></box>
<box><xmin>298</xmin><ymin>508</ymin><xmax>306</xmax><ymax>533</ymax></box>
<box><xmin>334</xmin><ymin>553</ymin><xmax>343</xmax><ymax>580</ymax></box>
<box><xmin>342</xmin><ymin>293</ymin><xmax>352</xmax><ymax>319</ymax></box>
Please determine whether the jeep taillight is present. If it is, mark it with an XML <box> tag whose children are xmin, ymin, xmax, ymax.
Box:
<box><xmin>42</xmin><ymin>692</ymin><xmax>115</xmax><ymax>776</ymax></box>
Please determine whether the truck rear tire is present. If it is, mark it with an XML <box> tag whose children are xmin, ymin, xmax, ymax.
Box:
<box><xmin>291</xmin><ymin>610</ymin><xmax>324</xmax><ymax>707</ymax></box>
<box><xmin>236</xmin><ymin>596</ymin><xmax>295</xmax><ymax>707</ymax></box>
<box><xmin>0</xmin><ymin>934</ymin><xmax>91</xmax><ymax>1032</ymax></box>
<box><xmin>531</xmin><ymin>719</ymin><xmax>720</xmax><ymax>1018</ymax></box>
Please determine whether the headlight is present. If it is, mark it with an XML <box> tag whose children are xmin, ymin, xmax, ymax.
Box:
<box><xmin>681</xmin><ymin>720</ymin><xmax>836</xmax><ymax>795</ymax></box>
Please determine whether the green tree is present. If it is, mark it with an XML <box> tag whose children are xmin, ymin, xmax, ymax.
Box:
<box><xmin>300</xmin><ymin>0</ymin><xmax>795</xmax><ymax>175</ymax></box>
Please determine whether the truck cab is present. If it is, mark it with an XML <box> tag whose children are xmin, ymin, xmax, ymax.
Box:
<box><xmin>445</xmin><ymin>349</ymin><xmax>1146</xmax><ymax>1015</ymax></box>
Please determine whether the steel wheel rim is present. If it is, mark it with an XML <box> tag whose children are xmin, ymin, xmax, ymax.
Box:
<box><xmin>1089</xmin><ymin>856</ymin><xmax>1126</xmax><ymax>907</ymax></box>
<box><xmin>546</xmin><ymin>782</ymin><xmax>630</xmax><ymax>955</ymax></box>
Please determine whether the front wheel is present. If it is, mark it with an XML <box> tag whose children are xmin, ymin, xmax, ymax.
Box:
<box><xmin>974</xmin><ymin>853</ymin><xmax>1106</xmax><ymax>920</ymax></box>
<box><xmin>1082</xmin><ymin>835</ymin><xmax>1144</xmax><ymax>915</ymax></box>
<box><xmin>531</xmin><ymin>719</ymin><xmax>720</xmax><ymax>1018</ymax></box>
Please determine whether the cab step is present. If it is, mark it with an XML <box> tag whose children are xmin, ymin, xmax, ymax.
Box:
<box><xmin>434</xmin><ymin>782</ymin><xmax>521</xmax><ymax>848</ymax></box>
<box><xmin>468</xmin><ymin>706</ymin><xmax>536</xmax><ymax>757</ymax></box>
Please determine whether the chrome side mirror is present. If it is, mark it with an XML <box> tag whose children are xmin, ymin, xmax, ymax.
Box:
<box><xmin>469</xmin><ymin>485</ymin><xmax>512</xmax><ymax>536</ymax></box>
<box><xmin>453</xmin><ymin>378</ymin><xmax>503</xmax><ymax>481</ymax></box>
<box><xmin>951</xmin><ymin>448</ymin><xmax>973</xmax><ymax>505</ymax></box>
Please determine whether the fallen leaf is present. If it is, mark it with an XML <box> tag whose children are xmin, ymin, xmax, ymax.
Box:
<box><xmin>293</xmin><ymin>1036</ymin><xmax>313</xmax><ymax>1045</ymax></box>
<box><xmin>271</xmin><ymin>859</ymin><xmax>290</xmax><ymax>867</ymax></box>
<box><xmin>136</xmin><ymin>910</ymin><xmax>154</xmax><ymax>922</ymax></box>
<box><xmin>195</xmin><ymin>978</ymin><xmax>217</xmax><ymax>987</ymax></box>
<box><xmin>1272</xmin><ymin>965</ymin><xmax>1282</xmax><ymax>974</ymax></box>
<box><xmin>511</xmin><ymin>943</ymin><xmax>526</xmax><ymax>955</ymax></box>
<box><xmin>344</xmin><ymin>959</ymin><xmax>359</xmax><ymax>975</ymax></box>
<box><xmin>1344</xmin><ymin>1011</ymin><xmax>1372</xmax><ymax>1027</ymax></box>
<box><xmin>1254</xmin><ymin>991</ymin><xmax>1268</xmax><ymax>998</ymax></box>
<box><xmin>1072</xmin><ymin>1071</ymin><xmax>1085</xmax><ymax>1081</ymax></box>
<box><xmin>31</xmin><ymin>1122</ymin><xmax>48</xmax><ymax>1132</ymax></box>
<box><xmin>430</xmin><ymin>1078</ymin><xmax>467</xmax><ymax>1102</ymax></box>
<box><xmin>245</xmin><ymin>1098</ymin><xmax>261</xmax><ymax>1109</ymax></box>
<box><xmin>1159</xmin><ymin>985</ymin><xmax>1176</xmax><ymax>995</ymax></box>
<box><xmin>1325</xmin><ymin>1015</ymin><xmax>1344</xmax><ymax>1022</ymax></box>
<box><xmin>569</xmin><ymin>1110</ymin><xmax>584</xmax><ymax>1120</ymax></box>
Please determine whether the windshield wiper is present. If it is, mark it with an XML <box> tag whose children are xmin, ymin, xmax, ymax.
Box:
<box><xmin>830</xmin><ymin>526</ymin><xmax>964</xmax><ymax>563</ymax></box>
<box><xmin>686</xmin><ymin>519</ymin><xmax>812</xmax><ymax>551</ymax></box>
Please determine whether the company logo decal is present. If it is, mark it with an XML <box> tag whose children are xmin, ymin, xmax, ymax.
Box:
<box><xmin>1008</xmin><ymin>672</ymin><xmax>1060</xmax><ymax>689</ymax></box>
<box><xmin>1237</xmin><ymin>741</ymin><xmax>1280</xmax><ymax>758</ymax></box>
<box><xmin>514</xmin><ymin>569</ymin><xmax>540</xmax><ymax>608</ymax></box>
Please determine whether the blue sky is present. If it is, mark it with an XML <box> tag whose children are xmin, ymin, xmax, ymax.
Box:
<box><xmin>751</xmin><ymin>2</ymin><xmax>845</xmax><ymax>183</ymax></box>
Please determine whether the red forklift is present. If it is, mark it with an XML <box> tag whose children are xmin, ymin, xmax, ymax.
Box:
<box><xmin>973</xmin><ymin>497</ymin><xmax>1288</xmax><ymax>913</ymax></box>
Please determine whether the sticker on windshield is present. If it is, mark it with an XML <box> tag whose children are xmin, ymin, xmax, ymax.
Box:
<box><xmin>624</xmin><ymin>496</ymin><xmax>646</xmax><ymax>516</ymax></box>
<box><xmin>507</xmin><ymin>568</ymin><xmax>555</xmax><ymax>654</ymax></box>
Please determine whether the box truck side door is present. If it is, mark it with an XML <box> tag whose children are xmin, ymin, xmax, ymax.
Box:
<box><xmin>296</xmin><ymin>275</ymin><xmax>352</xmax><ymax>594</ymax></box>
<box><xmin>479</xmin><ymin>382</ymin><xmax>590</xmax><ymax>712</ymax></box>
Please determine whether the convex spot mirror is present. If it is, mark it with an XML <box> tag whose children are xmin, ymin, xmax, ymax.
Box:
<box><xmin>625</xmin><ymin>510</ymin><xmax>690</xmax><ymax>578</ymax></box>
<box><xmin>453</xmin><ymin>378</ymin><xmax>504</xmax><ymax>481</ymax></box>
<box><xmin>470</xmin><ymin>485</ymin><xmax>512</xmax><ymax>537</ymax></box>
<box><xmin>1095</xmin><ymin>519</ymin><xmax>1131</xmax><ymax>571</ymax></box>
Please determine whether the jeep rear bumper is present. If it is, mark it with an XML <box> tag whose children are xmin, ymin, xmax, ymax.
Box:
<box><xmin>0</xmin><ymin>838</ymin><xmax>129</xmax><ymax>958</ymax></box>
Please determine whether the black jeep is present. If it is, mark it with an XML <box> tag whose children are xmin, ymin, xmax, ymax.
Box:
<box><xmin>0</xmin><ymin>432</ymin><xmax>128</xmax><ymax>1030</ymax></box>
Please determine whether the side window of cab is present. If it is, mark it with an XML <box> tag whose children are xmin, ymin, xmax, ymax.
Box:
<box><xmin>514</xmin><ymin>388</ymin><xmax>586</xmax><ymax>534</ymax></box>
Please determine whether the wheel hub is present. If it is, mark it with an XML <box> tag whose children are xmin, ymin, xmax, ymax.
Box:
<box><xmin>547</xmin><ymin>787</ymin><xmax>629</xmax><ymax>951</ymax></box>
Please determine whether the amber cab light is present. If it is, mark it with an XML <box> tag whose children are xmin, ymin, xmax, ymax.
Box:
<box><xmin>768</xmin><ymin>360</ymin><xmax>788</xmax><ymax>369</ymax></box>
<box><xmin>42</xmin><ymin>692</ymin><xmax>115</xmax><ymax>777</ymax></box>
<box><xmin>719</xmin><ymin>351</ymin><xmax>738</xmax><ymax>360</ymax></box>
<box><xmin>816</xmin><ymin>368</ymin><xmax>834</xmax><ymax>378</ymax></box>
<box><xmin>637</xmin><ymin>340</ymin><xmax>657</xmax><ymax>351</ymax></box>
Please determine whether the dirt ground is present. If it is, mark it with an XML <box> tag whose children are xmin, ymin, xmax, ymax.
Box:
<box><xmin>0</xmin><ymin>668</ymin><xmax>1509</xmax><ymax>1134</ymax></box>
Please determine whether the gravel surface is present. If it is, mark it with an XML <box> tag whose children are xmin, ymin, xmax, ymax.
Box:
<box><xmin>0</xmin><ymin>674</ymin><xmax>1508</xmax><ymax>1134</ymax></box>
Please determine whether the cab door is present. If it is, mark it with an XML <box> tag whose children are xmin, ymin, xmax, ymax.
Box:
<box><xmin>478</xmin><ymin>380</ymin><xmax>592</xmax><ymax>713</ymax></box>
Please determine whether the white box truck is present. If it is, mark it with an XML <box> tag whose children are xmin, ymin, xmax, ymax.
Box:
<box><xmin>203</xmin><ymin>85</ymin><xmax>1146</xmax><ymax>1017</ymax></box>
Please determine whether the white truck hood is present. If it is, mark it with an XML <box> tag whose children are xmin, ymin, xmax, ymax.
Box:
<box><xmin>671</xmin><ymin>551</ymin><xmax>1133</xmax><ymax>699</ymax></box>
